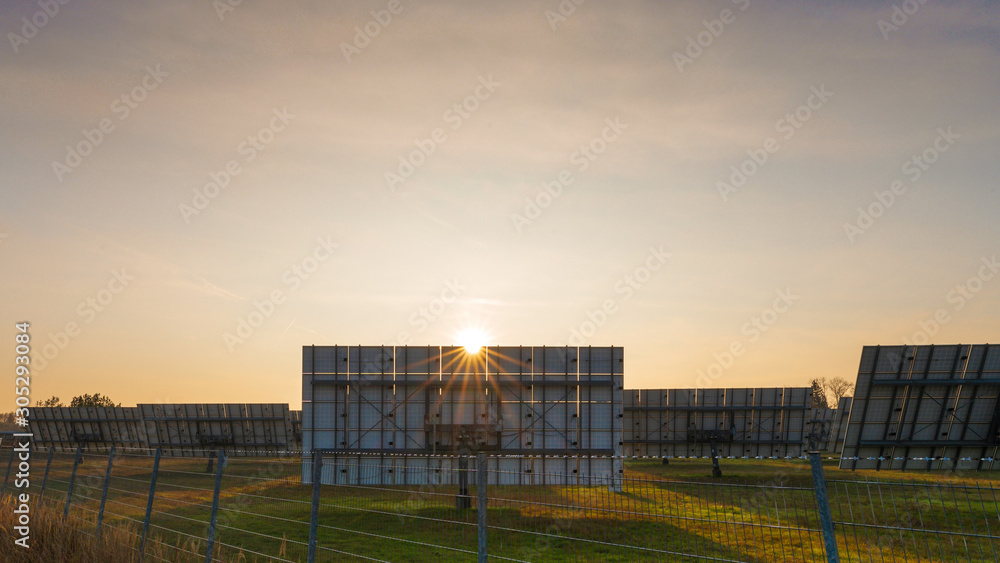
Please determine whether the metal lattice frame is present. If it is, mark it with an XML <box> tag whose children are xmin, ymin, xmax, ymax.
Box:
<box><xmin>840</xmin><ymin>344</ymin><xmax>1000</xmax><ymax>470</ymax></box>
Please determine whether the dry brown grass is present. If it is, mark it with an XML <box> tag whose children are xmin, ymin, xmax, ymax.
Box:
<box><xmin>0</xmin><ymin>494</ymin><xmax>253</xmax><ymax>562</ymax></box>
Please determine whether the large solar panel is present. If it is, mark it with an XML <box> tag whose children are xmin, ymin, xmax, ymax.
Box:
<box><xmin>622</xmin><ymin>387</ymin><xmax>813</xmax><ymax>459</ymax></box>
<box><xmin>138</xmin><ymin>403</ymin><xmax>295</xmax><ymax>456</ymax></box>
<box><xmin>302</xmin><ymin>345</ymin><xmax>625</xmax><ymax>485</ymax></box>
<box><xmin>30</xmin><ymin>407</ymin><xmax>147</xmax><ymax>451</ymax></box>
<box><xmin>840</xmin><ymin>344</ymin><xmax>1000</xmax><ymax>470</ymax></box>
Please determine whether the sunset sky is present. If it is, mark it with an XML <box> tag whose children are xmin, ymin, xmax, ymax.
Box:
<box><xmin>2</xmin><ymin>0</ymin><xmax>998</xmax><ymax>409</ymax></box>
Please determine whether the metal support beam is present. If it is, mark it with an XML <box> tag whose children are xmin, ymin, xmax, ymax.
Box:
<box><xmin>457</xmin><ymin>454</ymin><xmax>471</xmax><ymax>509</ymax></box>
<box><xmin>710</xmin><ymin>441</ymin><xmax>722</xmax><ymax>478</ymax></box>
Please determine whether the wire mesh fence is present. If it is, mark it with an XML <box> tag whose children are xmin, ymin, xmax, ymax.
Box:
<box><xmin>1</xmin><ymin>445</ymin><xmax>998</xmax><ymax>562</ymax></box>
<box><xmin>828</xmin><ymin>478</ymin><xmax>1000</xmax><ymax>562</ymax></box>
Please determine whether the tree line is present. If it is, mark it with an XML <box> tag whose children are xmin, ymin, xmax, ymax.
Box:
<box><xmin>0</xmin><ymin>394</ymin><xmax>121</xmax><ymax>429</ymax></box>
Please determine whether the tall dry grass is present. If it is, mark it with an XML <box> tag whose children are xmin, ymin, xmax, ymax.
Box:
<box><xmin>0</xmin><ymin>494</ymin><xmax>256</xmax><ymax>562</ymax></box>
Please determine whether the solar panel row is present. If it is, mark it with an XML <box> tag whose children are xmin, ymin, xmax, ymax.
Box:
<box><xmin>622</xmin><ymin>387</ymin><xmax>814</xmax><ymax>458</ymax></box>
<box><xmin>29</xmin><ymin>404</ymin><xmax>300</xmax><ymax>455</ymax></box>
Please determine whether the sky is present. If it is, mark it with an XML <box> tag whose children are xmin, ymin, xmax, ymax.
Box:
<box><xmin>2</xmin><ymin>0</ymin><xmax>999</xmax><ymax>410</ymax></box>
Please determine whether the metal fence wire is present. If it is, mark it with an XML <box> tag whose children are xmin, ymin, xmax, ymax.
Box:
<box><xmin>1</xmin><ymin>446</ymin><xmax>998</xmax><ymax>562</ymax></box>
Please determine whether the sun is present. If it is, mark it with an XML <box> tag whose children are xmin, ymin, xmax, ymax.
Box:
<box><xmin>457</xmin><ymin>328</ymin><xmax>489</xmax><ymax>355</ymax></box>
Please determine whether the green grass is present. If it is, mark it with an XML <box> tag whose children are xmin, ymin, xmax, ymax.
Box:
<box><xmin>7</xmin><ymin>452</ymin><xmax>999</xmax><ymax>562</ymax></box>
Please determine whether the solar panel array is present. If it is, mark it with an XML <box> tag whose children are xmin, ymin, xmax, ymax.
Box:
<box><xmin>841</xmin><ymin>344</ymin><xmax>1000</xmax><ymax>470</ymax></box>
<box><xmin>138</xmin><ymin>403</ymin><xmax>296</xmax><ymax>456</ymax></box>
<box><xmin>302</xmin><ymin>345</ymin><xmax>625</xmax><ymax>484</ymax></box>
<box><xmin>31</xmin><ymin>407</ymin><xmax>146</xmax><ymax>452</ymax></box>
<box><xmin>622</xmin><ymin>387</ymin><xmax>813</xmax><ymax>459</ymax></box>
<box><xmin>29</xmin><ymin>404</ymin><xmax>299</xmax><ymax>455</ymax></box>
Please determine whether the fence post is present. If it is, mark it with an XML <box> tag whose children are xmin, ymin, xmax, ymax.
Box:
<box><xmin>40</xmin><ymin>447</ymin><xmax>53</xmax><ymax>499</ymax></box>
<box><xmin>1</xmin><ymin>446</ymin><xmax>14</xmax><ymax>498</ymax></box>
<box><xmin>809</xmin><ymin>450</ymin><xmax>840</xmax><ymax>563</ymax></box>
<box><xmin>96</xmin><ymin>447</ymin><xmax>115</xmax><ymax>540</ymax></box>
<box><xmin>139</xmin><ymin>448</ymin><xmax>162</xmax><ymax>561</ymax></box>
<box><xmin>63</xmin><ymin>446</ymin><xmax>83</xmax><ymax>522</ymax></box>
<box><xmin>308</xmin><ymin>449</ymin><xmax>323</xmax><ymax>563</ymax></box>
<box><xmin>205</xmin><ymin>449</ymin><xmax>226</xmax><ymax>563</ymax></box>
<box><xmin>477</xmin><ymin>453</ymin><xmax>488</xmax><ymax>563</ymax></box>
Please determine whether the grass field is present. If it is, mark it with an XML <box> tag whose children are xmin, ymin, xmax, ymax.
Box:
<box><xmin>4</xmin><ymin>451</ymin><xmax>998</xmax><ymax>562</ymax></box>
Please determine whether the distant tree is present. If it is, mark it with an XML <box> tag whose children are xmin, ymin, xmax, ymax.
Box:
<box><xmin>810</xmin><ymin>377</ymin><xmax>855</xmax><ymax>407</ymax></box>
<box><xmin>36</xmin><ymin>396</ymin><xmax>65</xmax><ymax>407</ymax></box>
<box><xmin>824</xmin><ymin>377</ymin><xmax>855</xmax><ymax>406</ymax></box>
<box><xmin>69</xmin><ymin>393</ymin><xmax>120</xmax><ymax>408</ymax></box>
<box><xmin>810</xmin><ymin>378</ymin><xmax>829</xmax><ymax>409</ymax></box>
<box><xmin>0</xmin><ymin>412</ymin><xmax>17</xmax><ymax>431</ymax></box>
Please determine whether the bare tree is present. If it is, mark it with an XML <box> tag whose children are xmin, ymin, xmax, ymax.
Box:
<box><xmin>824</xmin><ymin>377</ymin><xmax>855</xmax><ymax>405</ymax></box>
